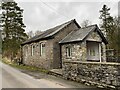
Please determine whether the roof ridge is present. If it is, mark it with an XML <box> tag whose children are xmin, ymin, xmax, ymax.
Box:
<box><xmin>28</xmin><ymin>19</ymin><xmax>74</xmax><ymax>38</ymax></box>
<box><xmin>59</xmin><ymin>24</ymin><xmax>98</xmax><ymax>44</ymax></box>
<box><xmin>59</xmin><ymin>24</ymin><xmax>108</xmax><ymax>44</ymax></box>
<box><xmin>59</xmin><ymin>29</ymin><xmax>78</xmax><ymax>43</ymax></box>
<box><xmin>36</xmin><ymin>19</ymin><xmax>75</xmax><ymax>38</ymax></box>
<box><xmin>80</xmin><ymin>24</ymin><xmax>97</xmax><ymax>29</ymax></box>
<box><xmin>41</xmin><ymin>19</ymin><xmax>75</xmax><ymax>32</ymax></box>
<box><xmin>22</xmin><ymin>19</ymin><xmax>77</xmax><ymax>45</ymax></box>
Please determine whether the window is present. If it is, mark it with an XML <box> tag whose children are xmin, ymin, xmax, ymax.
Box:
<box><xmin>40</xmin><ymin>43</ymin><xmax>45</xmax><ymax>56</ymax></box>
<box><xmin>26</xmin><ymin>46</ymin><xmax>28</xmax><ymax>56</ymax></box>
<box><xmin>31</xmin><ymin>45</ymin><xmax>35</xmax><ymax>56</ymax></box>
<box><xmin>89</xmin><ymin>49</ymin><xmax>95</xmax><ymax>56</ymax></box>
<box><xmin>66</xmin><ymin>47</ymin><xmax>72</xmax><ymax>58</ymax></box>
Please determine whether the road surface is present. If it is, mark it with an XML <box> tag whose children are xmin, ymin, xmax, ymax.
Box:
<box><xmin>0</xmin><ymin>61</ymin><xmax>2</xmax><ymax>89</ymax></box>
<box><xmin>0</xmin><ymin>61</ymin><xmax>67</xmax><ymax>88</ymax></box>
<box><xmin>0</xmin><ymin>61</ymin><xmax>96</xmax><ymax>89</ymax></box>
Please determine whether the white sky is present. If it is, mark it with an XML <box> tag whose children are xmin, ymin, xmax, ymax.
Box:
<box><xmin>15</xmin><ymin>0</ymin><xmax>119</xmax><ymax>33</ymax></box>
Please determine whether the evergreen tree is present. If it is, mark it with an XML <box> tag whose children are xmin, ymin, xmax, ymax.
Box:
<box><xmin>99</xmin><ymin>5</ymin><xmax>120</xmax><ymax>60</ymax></box>
<box><xmin>114</xmin><ymin>17</ymin><xmax>120</xmax><ymax>58</ymax></box>
<box><xmin>110</xmin><ymin>17</ymin><xmax>120</xmax><ymax>61</ymax></box>
<box><xmin>99</xmin><ymin>5</ymin><xmax>114</xmax><ymax>49</ymax></box>
<box><xmin>99</xmin><ymin>4</ymin><xmax>111</xmax><ymax>36</ymax></box>
<box><xmin>100</xmin><ymin>5</ymin><xmax>119</xmax><ymax>50</ymax></box>
<box><xmin>1</xmin><ymin>1</ymin><xmax>28</xmax><ymax>60</ymax></box>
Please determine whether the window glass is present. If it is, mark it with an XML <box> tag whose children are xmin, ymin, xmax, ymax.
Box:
<box><xmin>89</xmin><ymin>49</ymin><xmax>95</xmax><ymax>56</ymax></box>
<box><xmin>66</xmin><ymin>46</ymin><xmax>72</xmax><ymax>58</ymax></box>
<box><xmin>31</xmin><ymin>45</ymin><xmax>35</xmax><ymax>56</ymax></box>
<box><xmin>42</xmin><ymin>43</ymin><xmax>45</xmax><ymax>55</ymax></box>
<box><xmin>40</xmin><ymin>43</ymin><xmax>45</xmax><ymax>56</ymax></box>
<box><xmin>26</xmin><ymin>46</ymin><xmax>28</xmax><ymax>56</ymax></box>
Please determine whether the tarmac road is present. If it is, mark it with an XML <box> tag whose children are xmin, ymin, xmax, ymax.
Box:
<box><xmin>0</xmin><ymin>61</ymin><xmax>97</xmax><ymax>90</ymax></box>
<box><xmin>0</xmin><ymin>61</ymin><xmax>65</xmax><ymax>88</ymax></box>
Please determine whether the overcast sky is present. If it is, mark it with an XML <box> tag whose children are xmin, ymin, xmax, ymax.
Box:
<box><xmin>15</xmin><ymin>0</ymin><xmax>118</xmax><ymax>33</ymax></box>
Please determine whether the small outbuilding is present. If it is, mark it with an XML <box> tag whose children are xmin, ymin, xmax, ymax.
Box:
<box><xmin>59</xmin><ymin>24</ymin><xmax>108</xmax><ymax>62</ymax></box>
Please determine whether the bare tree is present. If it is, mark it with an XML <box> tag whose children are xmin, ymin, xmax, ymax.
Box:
<box><xmin>27</xmin><ymin>30</ymin><xmax>44</xmax><ymax>39</ymax></box>
<box><xmin>34</xmin><ymin>30</ymin><xmax>43</xmax><ymax>36</ymax></box>
<box><xmin>27</xmin><ymin>31</ymin><xmax>34</xmax><ymax>39</ymax></box>
<box><xmin>81</xmin><ymin>20</ymin><xmax>91</xmax><ymax>28</ymax></box>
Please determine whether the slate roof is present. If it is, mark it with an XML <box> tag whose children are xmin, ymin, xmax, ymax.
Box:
<box><xmin>59</xmin><ymin>24</ymin><xmax>108</xmax><ymax>44</ymax></box>
<box><xmin>21</xmin><ymin>19</ymin><xmax>80</xmax><ymax>45</ymax></box>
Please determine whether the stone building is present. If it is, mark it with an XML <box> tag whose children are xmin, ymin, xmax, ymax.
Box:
<box><xmin>21</xmin><ymin>19</ymin><xmax>107</xmax><ymax>70</ymax></box>
<box><xmin>21</xmin><ymin>19</ymin><xmax>80</xmax><ymax>69</ymax></box>
<box><xmin>59</xmin><ymin>24</ymin><xmax>108</xmax><ymax>63</ymax></box>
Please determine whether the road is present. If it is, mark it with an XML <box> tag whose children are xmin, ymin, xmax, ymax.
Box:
<box><xmin>1</xmin><ymin>62</ymin><xmax>67</xmax><ymax>88</ymax></box>
<box><xmin>0</xmin><ymin>61</ymin><xmax>96</xmax><ymax>89</ymax></box>
<box><xmin>0</xmin><ymin>61</ymin><xmax>2</xmax><ymax>89</ymax></box>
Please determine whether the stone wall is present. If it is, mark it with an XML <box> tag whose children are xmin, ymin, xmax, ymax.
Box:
<box><xmin>63</xmin><ymin>61</ymin><xmax>120</xmax><ymax>89</ymax></box>
<box><xmin>52</xmin><ymin>22</ymin><xmax>79</xmax><ymax>69</ymax></box>
<box><xmin>22</xmin><ymin>39</ymin><xmax>54</xmax><ymax>69</ymax></box>
<box><xmin>61</xmin><ymin>42</ymin><xmax>87</xmax><ymax>62</ymax></box>
<box><xmin>86</xmin><ymin>31</ymin><xmax>102</xmax><ymax>42</ymax></box>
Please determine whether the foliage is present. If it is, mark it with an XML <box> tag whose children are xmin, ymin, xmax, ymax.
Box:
<box><xmin>107</xmin><ymin>17</ymin><xmax>119</xmax><ymax>50</ymax></box>
<box><xmin>99</xmin><ymin>4</ymin><xmax>111</xmax><ymax>36</ymax></box>
<box><xmin>99</xmin><ymin>4</ymin><xmax>120</xmax><ymax>57</ymax></box>
<box><xmin>1</xmin><ymin>1</ymin><xmax>28</xmax><ymax>59</ymax></box>
<box><xmin>2</xmin><ymin>57</ymin><xmax>49</xmax><ymax>74</ymax></box>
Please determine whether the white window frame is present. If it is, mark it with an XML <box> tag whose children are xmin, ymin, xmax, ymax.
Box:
<box><xmin>31</xmin><ymin>45</ymin><xmax>35</xmax><ymax>56</ymax></box>
<box><xmin>40</xmin><ymin>43</ymin><xmax>45</xmax><ymax>56</ymax></box>
<box><xmin>66</xmin><ymin>46</ymin><xmax>72</xmax><ymax>58</ymax></box>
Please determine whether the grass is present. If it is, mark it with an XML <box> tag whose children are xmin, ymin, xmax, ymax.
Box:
<box><xmin>1</xmin><ymin>57</ymin><xmax>49</xmax><ymax>74</ymax></box>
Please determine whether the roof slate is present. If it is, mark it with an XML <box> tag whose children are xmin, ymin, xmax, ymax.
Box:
<box><xmin>22</xmin><ymin>19</ymin><xmax>80</xmax><ymax>45</ymax></box>
<box><xmin>22</xmin><ymin>19</ymin><xmax>107</xmax><ymax>45</ymax></box>
<box><xmin>59</xmin><ymin>24</ymin><xmax>108</xmax><ymax>44</ymax></box>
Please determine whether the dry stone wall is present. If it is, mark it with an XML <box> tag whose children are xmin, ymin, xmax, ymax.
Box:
<box><xmin>63</xmin><ymin>61</ymin><xmax>120</xmax><ymax>89</ymax></box>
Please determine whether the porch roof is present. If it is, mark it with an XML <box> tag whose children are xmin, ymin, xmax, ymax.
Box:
<box><xmin>59</xmin><ymin>24</ymin><xmax>108</xmax><ymax>44</ymax></box>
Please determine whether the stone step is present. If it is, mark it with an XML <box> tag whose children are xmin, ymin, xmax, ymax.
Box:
<box><xmin>49</xmin><ymin>69</ymin><xmax>63</xmax><ymax>77</ymax></box>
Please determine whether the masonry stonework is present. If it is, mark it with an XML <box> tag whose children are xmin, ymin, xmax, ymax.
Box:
<box><xmin>61</xmin><ymin>30</ymin><xmax>106</xmax><ymax>62</ymax></box>
<box><xmin>22</xmin><ymin>40</ymin><xmax>53</xmax><ymax>69</ymax></box>
<box><xmin>86</xmin><ymin>31</ymin><xmax>102</xmax><ymax>42</ymax></box>
<box><xmin>61</xmin><ymin>41</ymin><xmax>87</xmax><ymax>62</ymax></box>
<box><xmin>21</xmin><ymin>20</ymin><xmax>79</xmax><ymax>69</ymax></box>
<box><xmin>52</xmin><ymin>22</ymin><xmax>79</xmax><ymax>69</ymax></box>
<box><xmin>63</xmin><ymin>61</ymin><xmax>120</xmax><ymax>89</ymax></box>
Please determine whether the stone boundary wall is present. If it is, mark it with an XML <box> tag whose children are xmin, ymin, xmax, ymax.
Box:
<box><xmin>62</xmin><ymin>61</ymin><xmax>120</xmax><ymax>89</ymax></box>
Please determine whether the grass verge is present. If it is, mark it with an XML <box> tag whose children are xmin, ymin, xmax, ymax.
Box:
<box><xmin>1</xmin><ymin>57</ymin><xmax>49</xmax><ymax>74</ymax></box>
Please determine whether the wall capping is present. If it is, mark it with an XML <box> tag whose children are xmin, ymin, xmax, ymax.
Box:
<box><xmin>63</xmin><ymin>60</ymin><xmax>120</xmax><ymax>66</ymax></box>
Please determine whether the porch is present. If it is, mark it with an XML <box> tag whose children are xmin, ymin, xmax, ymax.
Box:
<box><xmin>86</xmin><ymin>41</ymin><xmax>102</xmax><ymax>62</ymax></box>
